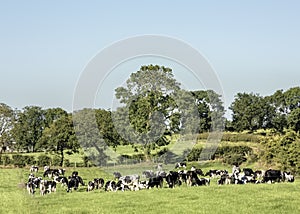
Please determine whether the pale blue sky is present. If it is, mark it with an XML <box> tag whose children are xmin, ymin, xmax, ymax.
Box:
<box><xmin>1</xmin><ymin>1</ymin><xmax>300</xmax><ymax>119</ymax></box>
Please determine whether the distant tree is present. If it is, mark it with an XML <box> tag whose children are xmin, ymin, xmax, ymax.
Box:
<box><xmin>261</xmin><ymin>130</ymin><xmax>300</xmax><ymax>173</ymax></box>
<box><xmin>287</xmin><ymin>108</ymin><xmax>300</xmax><ymax>132</ymax></box>
<box><xmin>114</xmin><ymin>65</ymin><xmax>182</xmax><ymax>159</ymax></box>
<box><xmin>12</xmin><ymin>106</ymin><xmax>46</xmax><ymax>152</ymax></box>
<box><xmin>44</xmin><ymin>107</ymin><xmax>68</xmax><ymax>127</ymax></box>
<box><xmin>73</xmin><ymin>108</ymin><xmax>109</xmax><ymax>166</ymax></box>
<box><xmin>95</xmin><ymin>108</ymin><xmax>123</xmax><ymax>148</ymax></box>
<box><xmin>37</xmin><ymin>114</ymin><xmax>79</xmax><ymax>166</ymax></box>
<box><xmin>229</xmin><ymin>93</ymin><xmax>271</xmax><ymax>131</ymax></box>
<box><xmin>0</xmin><ymin>103</ymin><xmax>15</xmax><ymax>152</ymax></box>
<box><xmin>191</xmin><ymin>90</ymin><xmax>225</xmax><ymax>132</ymax></box>
<box><xmin>113</xmin><ymin>64</ymin><xmax>204</xmax><ymax>162</ymax></box>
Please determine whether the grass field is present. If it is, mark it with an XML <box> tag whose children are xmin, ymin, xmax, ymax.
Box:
<box><xmin>1</xmin><ymin>165</ymin><xmax>299</xmax><ymax>214</ymax></box>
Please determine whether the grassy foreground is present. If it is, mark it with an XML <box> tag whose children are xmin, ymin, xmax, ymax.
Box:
<box><xmin>0</xmin><ymin>167</ymin><xmax>299</xmax><ymax>214</ymax></box>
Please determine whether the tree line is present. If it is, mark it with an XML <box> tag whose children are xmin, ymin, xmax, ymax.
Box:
<box><xmin>0</xmin><ymin>65</ymin><xmax>299</xmax><ymax>170</ymax></box>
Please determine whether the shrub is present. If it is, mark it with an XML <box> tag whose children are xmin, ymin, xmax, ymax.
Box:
<box><xmin>52</xmin><ymin>156</ymin><xmax>61</xmax><ymax>166</ymax></box>
<box><xmin>64</xmin><ymin>159</ymin><xmax>70</xmax><ymax>167</ymax></box>
<box><xmin>0</xmin><ymin>155</ymin><xmax>12</xmax><ymax>165</ymax></box>
<box><xmin>12</xmin><ymin>155</ymin><xmax>26</xmax><ymax>167</ymax></box>
<box><xmin>37</xmin><ymin>155</ymin><xmax>52</xmax><ymax>166</ymax></box>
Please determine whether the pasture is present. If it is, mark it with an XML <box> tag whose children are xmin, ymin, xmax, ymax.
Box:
<box><xmin>1</xmin><ymin>166</ymin><xmax>300</xmax><ymax>214</ymax></box>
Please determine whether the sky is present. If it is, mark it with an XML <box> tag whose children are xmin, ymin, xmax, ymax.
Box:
<box><xmin>1</xmin><ymin>0</ymin><xmax>300</xmax><ymax>119</ymax></box>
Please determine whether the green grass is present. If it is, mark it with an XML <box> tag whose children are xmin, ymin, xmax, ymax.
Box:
<box><xmin>1</xmin><ymin>167</ymin><xmax>300</xmax><ymax>214</ymax></box>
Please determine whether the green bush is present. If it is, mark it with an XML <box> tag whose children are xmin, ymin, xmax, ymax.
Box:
<box><xmin>64</xmin><ymin>159</ymin><xmax>70</xmax><ymax>167</ymax></box>
<box><xmin>12</xmin><ymin>154</ymin><xmax>26</xmax><ymax>167</ymax></box>
<box><xmin>37</xmin><ymin>155</ymin><xmax>52</xmax><ymax>166</ymax></box>
<box><xmin>52</xmin><ymin>156</ymin><xmax>61</xmax><ymax>166</ymax></box>
<box><xmin>187</xmin><ymin>148</ymin><xmax>203</xmax><ymax>161</ymax></box>
<box><xmin>0</xmin><ymin>155</ymin><xmax>12</xmax><ymax>165</ymax></box>
<box><xmin>222</xmin><ymin>154</ymin><xmax>247</xmax><ymax>165</ymax></box>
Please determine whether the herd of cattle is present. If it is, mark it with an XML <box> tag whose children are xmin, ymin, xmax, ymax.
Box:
<box><xmin>25</xmin><ymin>163</ymin><xmax>295</xmax><ymax>196</ymax></box>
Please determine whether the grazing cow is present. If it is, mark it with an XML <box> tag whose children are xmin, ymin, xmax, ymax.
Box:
<box><xmin>175</xmin><ymin>162</ymin><xmax>187</xmax><ymax>169</ymax></box>
<box><xmin>263</xmin><ymin>169</ymin><xmax>282</xmax><ymax>183</ymax></box>
<box><xmin>142</xmin><ymin>170</ymin><xmax>154</xmax><ymax>178</ymax></box>
<box><xmin>105</xmin><ymin>180</ymin><xmax>117</xmax><ymax>192</ymax></box>
<box><xmin>283</xmin><ymin>171</ymin><xmax>295</xmax><ymax>183</ymax></box>
<box><xmin>217</xmin><ymin>174</ymin><xmax>232</xmax><ymax>185</ymax></box>
<box><xmin>118</xmin><ymin>174</ymin><xmax>140</xmax><ymax>191</ymax></box>
<box><xmin>44</xmin><ymin>166</ymin><xmax>50</xmax><ymax>172</ymax></box>
<box><xmin>93</xmin><ymin>178</ymin><xmax>105</xmax><ymax>189</ymax></box>
<box><xmin>178</xmin><ymin>170</ymin><xmax>188</xmax><ymax>184</ymax></box>
<box><xmin>254</xmin><ymin>170</ymin><xmax>264</xmax><ymax>179</ymax></box>
<box><xmin>54</xmin><ymin>176</ymin><xmax>68</xmax><ymax>187</ymax></box>
<box><xmin>187</xmin><ymin>170</ymin><xmax>209</xmax><ymax>186</ymax></box>
<box><xmin>87</xmin><ymin>181</ymin><xmax>96</xmax><ymax>192</ymax></box>
<box><xmin>113</xmin><ymin>172</ymin><xmax>122</xmax><ymax>180</ymax></box>
<box><xmin>166</xmin><ymin>171</ymin><xmax>181</xmax><ymax>188</ymax></box>
<box><xmin>39</xmin><ymin>180</ymin><xmax>56</xmax><ymax>195</ymax></box>
<box><xmin>205</xmin><ymin>169</ymin><xmax>226</xmax><ymax>178</ymax></box>
<box><xmin>30</xmin><ymin>166</ymin><xmax>39</xmax><ymax>173</ymax></box>
<box><xmin>243</xmin><ymin>168</ymin><xmax>255</xmax><ymax>176</ymax></box>
<box><xmin>67</xmin><ymin>175</ymin><xmax>85</xmax><ymax>192</ymax></box>
<box><xmin>115</xmin><ymin>180</ymin><xmax>131</xmax><ymax>191</ymax></box>
<box><xmin>155</xmin><ymin>170</ymin><xmax>167</xmax><ymax>178</ymax></box>
<box><xmin>190</xmin><ymin>166</ymin><xmax>204</xmax><ymax>176</ymax></box>
<box><xmin>26</xmin><ymin>181</ymin><xmax>36</xmax><ymax>195</ymax></box>
<box><xmin>147</xmin><ymin>176</ymin><xmax>163</xmax><ymax>189</ymax></box>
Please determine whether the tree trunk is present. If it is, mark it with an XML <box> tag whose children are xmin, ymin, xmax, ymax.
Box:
<box><xmin>60</xmin><ymin>147</ymin><xmax>64</xmax><ymax>167</ymax></box>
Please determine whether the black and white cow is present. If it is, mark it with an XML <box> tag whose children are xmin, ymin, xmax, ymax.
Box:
<box><xmin>243</xmin><ymin>168</ymin><xmax>255</xmax><ymax>176</ymax></box>
<box><xmin>54</xmin><ymin>176</ymin><xmax>69</xmax><ymax>187</ymax></box>
<box><xmin>142</xmin><ymin>170</ymin><xmax>154</xmax><ymax>178</ymax></box>
<box><xmin>113</xmin><ymin>172</ymin><xmax>122</xmax><ymax>180</ymax></box>
<box><xmin>105</xmin><ymin>180</ymin><xmax>117</xmax><ymax>192</ymax></box>
<box><xmin>205</xmin><ymin>169</ymin><xmax>227</xmax><ymax>178</ymax></box>
<box><xmin>67</xmin><ymin>175</ymin><xmax>85</xmax><ymax>192</ymax></box>
<box><xmin>94</xmin><ymin>178</ymin><xmax>105</xmax><ymax>189</ymax></box>
<box><xmin>147</xmin><ymin>176</ymin><xmax>163</xmax><ymax>189</ymax></box>
<box><xmin>283</xmin><ymin>171</ymin><xmax>295</xmax><ymax>183</ymax></box>
<box><xmin>263</xmin><ymin>169</ymin><xmax>282</xmax><ymax>183</ymax></box>
<box><xmin>39</xmin><ymin>180</ymin><xmax>56</xmax><ymax>195</ymax></box>
<box><xmin>187</xmin><ymin>170</ymin><xmax>209</xmax><ymax>186</ymax></box>
<box><xmin>30</xmin><ymin>166</ymin><xmax>39</xmax><ymax>173</ymax></box>
<box><xmin>166</xmin><ymin>171</ymin><xmax>181</xmax><ymax>188</ymax></box>
<box><xmin>175</xmin><ymin>162</ymin><xmax>187</xmax><ymax>169</ymax></box>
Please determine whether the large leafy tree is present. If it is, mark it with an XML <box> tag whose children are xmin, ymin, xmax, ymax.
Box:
<box><xmin>229</xmin><ymin>93</ymin><xmax>272</xmax><ymax>131</ymax></box>
<box><xmin>0</xmin><ymin>103</ymin><xmax>15</xmax><ymax>152</ymax></box>
<box><xmin>114</xmin><ymin>65</ymin><xmax>180</xmax><ymax>146</ymax></box>
<box><xmin>192</xmin><ymin>90</ymin><xmax>225</xmax><ymax>132</ymax></box>
<box><xmin>73</xmin><ymin>108</ymin><xmax>109</xmax><ymax>166</ymax></box>
<box><xmin>12</xmin><ymin>106</ymin><xmax>46</xmax><ymax>152</ymax></box>
<box><xmin>37</xmin><ymin>114</ymin><xmax>79</xmax><ymax>166</ymax></box>
<box><xmin>113</xmin><ymin>64</ymin><xmax>199</xmax><ymax>160</ymax></box>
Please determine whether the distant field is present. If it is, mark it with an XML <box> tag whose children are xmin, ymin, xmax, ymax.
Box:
<box><xmin>1</xmin><ymin>165</ymin><xmax>299</xmax><ymax>214</ymax></box>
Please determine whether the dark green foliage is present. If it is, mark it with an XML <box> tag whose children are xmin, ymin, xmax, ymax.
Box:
<box><xmin>261</xmin><ymin>130</ymin><xmax>300</xmax><ymax>173</ymax></box>
<box><xmin>12</xmin><ymin>155</ymin><xmax>26</xmax><ymax>167</ymax></box>
<box><xmin>37</xmin><ymin>154</ymin><xmax>52</xmax><ymax>166</ymax></box>
<box><xmin>197</xmin><ymin>132</ymin><xmax>260</xmax><ymax>143</ymax></box>
<box><xmin>0</xmin><ymin>155</ymin><xmax>11</xmax><ymax>165</ymax></box>
<box><xmin>187</xmin><ymin>147</ymin><xmax>203</xmax><ymax>161</ymax></box>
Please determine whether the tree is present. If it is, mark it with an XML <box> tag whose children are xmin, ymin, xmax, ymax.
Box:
<box><xmin>12</xmin><ymin>106</ymin><xmax>46</xmax><ymax>152</ymax></box>
<box><xmin>73</xmin><ymin>108</ymin><xmax>109</xmax><ymax>166</ymax></box>
<box><xmin>229</xmin><ymin>93</ymin><xmax>271</xmax><ymax>131</ymax></box>
<box><xmin>113</xmin><ymin>64</ymin><xmax>199</xmax><ymax>161</ymax></box>
<box><xmin>0</xmin><ymin>103</ymin><xmax>15</xmax><ymax>152</ymax></box>
<box><xmin>37</xmin><ymin>114</ymin><xmax>79</xmax><ymax>166</ymax></box>
<box><xmin>287</xmin><ymin>108</ymin><xmax>300</xmax><ymax>132</ymax></box>
<box><xmin>261</xmin><ymin>130</ymin><xmax>300</xmax><ymax>173</ymax></box>
<box><xmin>191</xmin><ymin>90</ymin><xmax>225</xmax><ymax>132</ymax></box>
